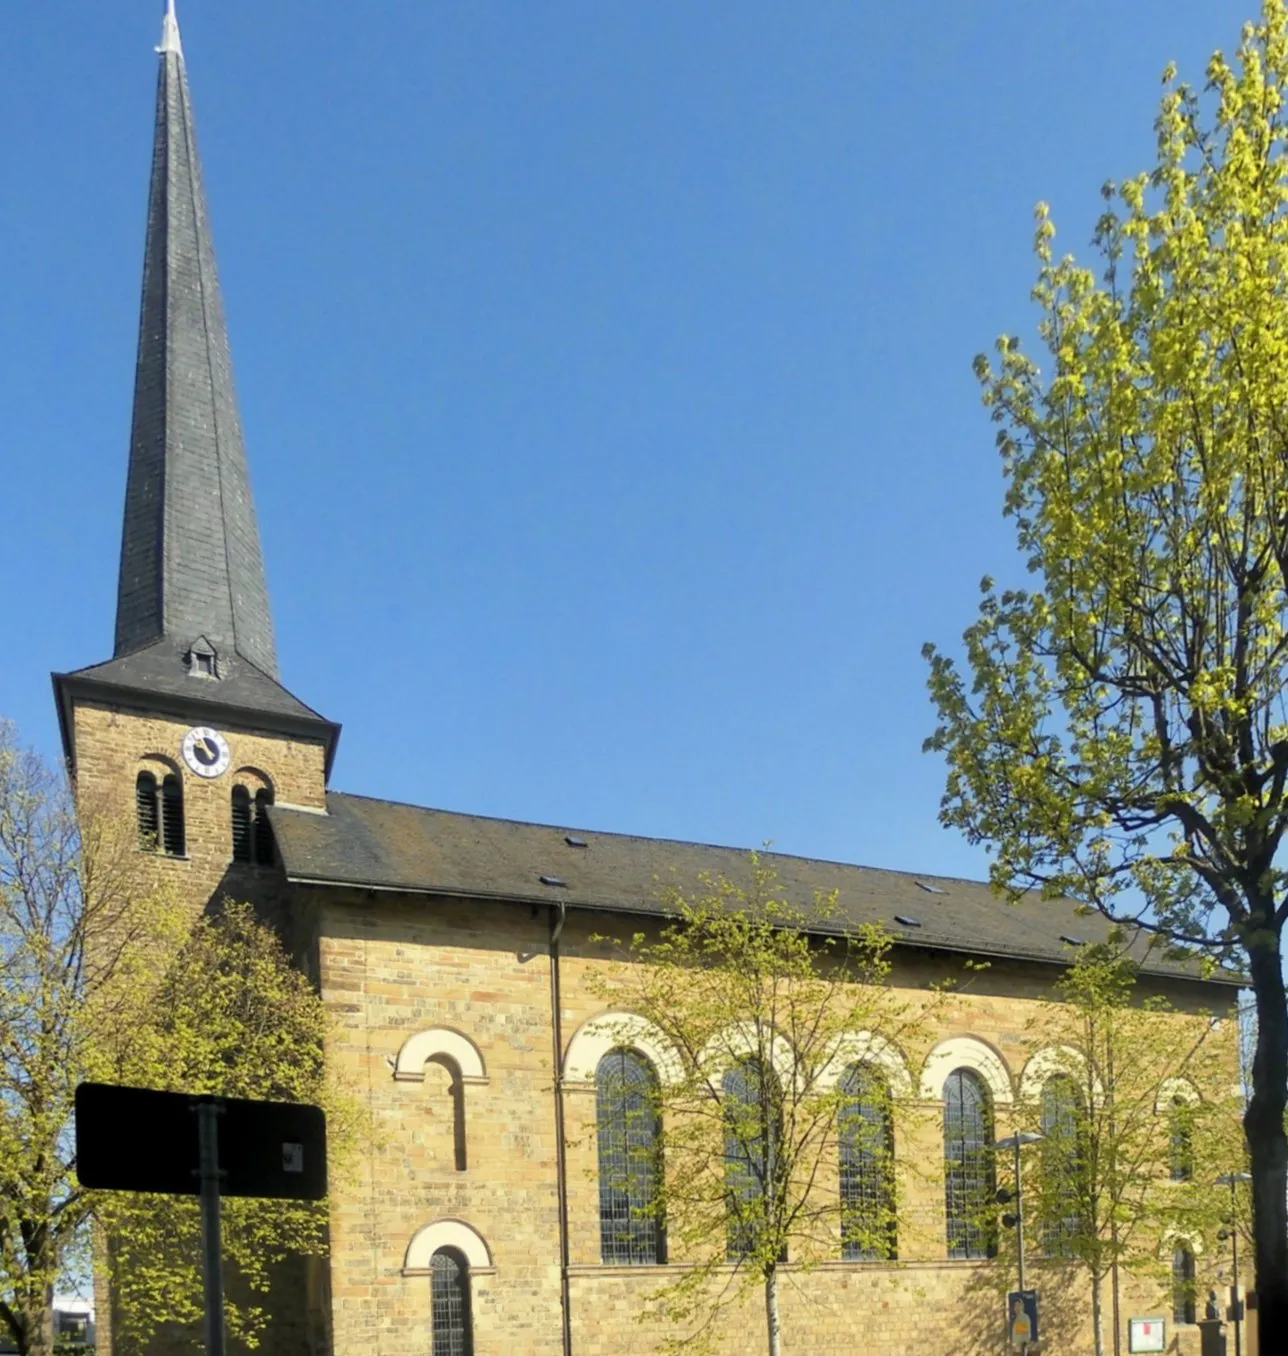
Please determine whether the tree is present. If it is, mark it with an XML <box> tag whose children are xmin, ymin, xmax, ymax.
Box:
<box><xmin>1013</xmin><ymin>944</ymin><xmax>1241</xmax><ymax>1356</ymax></box>
<box><xmin>922</xmin><ymin>1</ymin><xmax>1288</xmax><ymax>1337</ymax></box>
<box><xmin>591</xmin><ymin>857</ymin><xmax>926</xmax><ymax>1356</ymax></box>
<box><xmin>0</xmin><ymin>722</ymin><xmax>352</xmax><ymax>1354</ymax></box>
<box><xmin>99</xmin><ymin>900</ymin><xmax>357</xmax><ymax>1354</ymax></box>
<box><xmin>0</xmin><ymin>721</ymin><xmax>186</xmax><ymax>1356</ymax></box>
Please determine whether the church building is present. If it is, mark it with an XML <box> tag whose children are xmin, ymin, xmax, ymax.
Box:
<box><xmin>52</xmin><ymin>9</ymin><xmax>1242</xmax><ymax>1355</ymax></box>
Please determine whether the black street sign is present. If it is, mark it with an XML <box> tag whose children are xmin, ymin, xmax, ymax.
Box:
<box><xmin>75</xmin><ymin>1082</ymin><xmax>327</xmax><ymax>1200</ymax></box>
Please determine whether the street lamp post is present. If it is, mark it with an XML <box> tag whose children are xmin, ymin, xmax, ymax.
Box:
<box><xmin>996</xmin><ymin>1132</ymin><xmax>1044</xmax><ymax>1349</ymax></box>
<box><xmin>1215</xmin><ymin>1171</ymin><xmax>1251</xmax><ymax>1356</ymax></box>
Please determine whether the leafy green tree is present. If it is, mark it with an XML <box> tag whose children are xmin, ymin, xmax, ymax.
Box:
<box><xmin>0</xmin><ymin>721</ymin><xmax>353</xmax><ymax>1354</ymax></box>
<box><xmin>1014</xmin><ymin>944</ymin><xmax>1240</xmax><ymax>1356</ymax></box>
<box><xmin>100</xmin><ymin>901</ymin><xmax>357</xmax><ymax>1354</ymax></box>
<box><xmin>923</xmin><ymin>2</ymin><xmax>1288</xmax><ymax>1336</ymax></box>
<box><xmin>592</xmin><ymin>857</ymin><xmax>926</xmax><ymax>1356</ymax></box>
<box><xmin>0</xmin><ymin>721</ymin><xmax>186</xmax><ymax>1356</ymax></box>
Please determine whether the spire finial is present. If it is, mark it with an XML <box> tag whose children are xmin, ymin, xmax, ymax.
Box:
<box><xmin>158</xmin><ymin>0</ymin><xmax>182</xmax><ymax>57</ymax></box>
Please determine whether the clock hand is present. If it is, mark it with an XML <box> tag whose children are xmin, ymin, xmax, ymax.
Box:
<box><xmin>194</xmin><ymin>739</ymin><xmax>219</xmax><ymax>766</ymax></box>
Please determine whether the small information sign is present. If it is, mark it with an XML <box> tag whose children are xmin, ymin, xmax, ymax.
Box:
<box><xmin>1127</xmin><ymin>1317</ymin><xmax>1166</xmax><ymax>1353</ymax></box>
<box><xmin>1007</xmin><ymin>1290</ymin><xmax>1038</xmax><ymax>1347</ymax></box>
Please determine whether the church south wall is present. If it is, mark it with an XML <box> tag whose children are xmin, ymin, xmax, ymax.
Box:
<box><xmin>315</xmin><ymin>892</ymin><xmax>1238</xmax><ymax>1356</ymax></box>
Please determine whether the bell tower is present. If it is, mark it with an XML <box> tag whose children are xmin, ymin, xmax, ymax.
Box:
<box><xmin>52</xmin><ymin>1</ymin><xmax>339</xmax><ymax>911</ymax></box>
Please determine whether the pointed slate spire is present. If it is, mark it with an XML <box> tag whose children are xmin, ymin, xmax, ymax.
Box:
<box><xmin>115</xmin><ymin>1</ymin><xmax>280</xmax><ymax>679</ymax></box>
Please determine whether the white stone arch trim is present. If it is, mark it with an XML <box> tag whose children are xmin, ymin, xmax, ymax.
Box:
<box><xmin>1160</xmin><ymin>1226</ymin><xmax>1205</xmax><ymax>1258</ymax></box>
<box><xmin>402</xmin><ymin>1218</ymin><xmax>495</xmax><ymax>1274</ymax></box>
<box><xmin>697</xmin><ymin>1020</ymin><xmax>800</xmax><ymax>1094</ymax></box>
<box><xmin>563</xmin><ymin>1012</ymin><xmax>683</xmax><ymax>1087</ymax></box>
<box><xmin>393</xmin><ymin>1028</ymin><xmax>488</xmax><ymax>1085</ymax></box>
<box><xmin>1019</xmin><ymin>1045</ymin><xmax>1101</xmax><ymax>1104</ymax></box>
<box><xmin>919</xmin><ymin>1036</ymin><xmax>1014</xmax><ymax>1105</ymax></box>
<box><xmin>1155</xmin><ymin>1077</ymin><xmax>1201</xmax><ymax>1113</ymax></box>
<box><xmin>816</xmin><ymin>1032</ymin><xmax>914</xmax><ymax>1099</ymax></box>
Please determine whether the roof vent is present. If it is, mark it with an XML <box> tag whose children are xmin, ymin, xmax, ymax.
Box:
<box><xmin>894</xmin><ymin>915</ymin><xmax>922</xmax><ymax>928</ymax></box>
<box><xmin>1060</xmin><ymin>934</ymin><xmax>1087</xmax><ymax>947</ymax></box>
<box><xmin>539</xmin><ymin>875</ymin><xmax>567</xmax><ymax>889</ymax></box>
<box><xmin>564</xmin><ymin>836</ymin><xmax>588</xmax><ymax>848</ymax></box>
<box><xmin>914</xmin><ymin>881</ymin><xmax>947</xmax><ymax>895</ymax></box>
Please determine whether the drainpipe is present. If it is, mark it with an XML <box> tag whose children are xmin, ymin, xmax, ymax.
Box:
<box><xmin>549</xmin><ymin>901</ymin><xmax>573</xmax><ymax>1356</ymax></box>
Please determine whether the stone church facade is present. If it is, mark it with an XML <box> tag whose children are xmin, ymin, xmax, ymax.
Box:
<box><xmin>52</xmin><ymin>9</ymin><xmax>1242</xmax><ymax>1355</ymax></box>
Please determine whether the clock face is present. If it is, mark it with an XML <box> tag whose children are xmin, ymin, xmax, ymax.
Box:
<box><xmin>182</xmin><ymin>727</ymin><xmax>231</xmax><ymax>779</ymax></box>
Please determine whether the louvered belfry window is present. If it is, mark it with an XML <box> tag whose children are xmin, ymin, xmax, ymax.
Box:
<box><xmin>943</xmin><ymin>1068</ymin><xmax>996</xmax><ymax>1259</ymax></box>
<box><xmin>596</xmin><ymin>1048</ymin><xmax>664</xmax><ymax>1264</ymax></box>
<box><xmin>253</xmin><ymin>788</ymin><xmax>275</xmax><ymax>865</ymax></box>
<box><xmin>231</xmin><ymin>785</ymin><xmax>253</xmax><ymax>862</ymax></box>
<box><xmin>430</xmin><ymin>1248</ymin><xmax>471</xmax><ymax>1356</ymax></box>
<box><xmin>839</xmin><ymin>1064</ymin><xmax>897</xmax><ymax>1261</ymax></box>
<box><xmin>159</xmin><ymin>774</ymin><xmax>185</xmax><ymax>857</ymax></box>
<box><xmin>136</xmin><ymin>771</ymin><xmax>160</xmax><ymax>849</ymax></box>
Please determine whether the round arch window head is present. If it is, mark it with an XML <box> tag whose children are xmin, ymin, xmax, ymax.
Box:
<box><xmin>182</xmin><ymin>727</ymin><xmax>231</xmax><ymax>779</ymax></box>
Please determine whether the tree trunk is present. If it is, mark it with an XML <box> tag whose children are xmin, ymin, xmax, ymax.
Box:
<box><xmin>1244</xmin><ymin>929</ymin><xmax>1288</xmax><ymax>1352</ymax></box>
<box><xmin>764</xmin><ymin>1267</ymin><xmax>781</xmax><ymax>1356</ymax></box>
<box><xmin>1091</xmin><ymin>1268</ymin><xmax>1105</xmax><ymax>1356</ymax></box>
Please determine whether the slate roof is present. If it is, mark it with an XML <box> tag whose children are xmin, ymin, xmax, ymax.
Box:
<box><xmin>52</xmin><ymin>638</ymin><xmax>341</xmax><ymax>775</ymax></box>
<box><xmin>114</xmin><ymin>6</ymin><xmax>279</xmax><ymax>678</ymax></box>
<box><xmin>270</xmin><ymin>792</ymin><xmax>1241</xmax><ymax>988</ymax></box>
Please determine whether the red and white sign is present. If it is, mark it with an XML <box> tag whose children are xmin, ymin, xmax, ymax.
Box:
<box><xmin>1128</xmin><ymin>1318</ymin><xmax>1166</xmax><ymax>1353</ymax></box>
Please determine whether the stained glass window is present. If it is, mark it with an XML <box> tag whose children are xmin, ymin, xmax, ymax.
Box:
<box><xmin>943</xmin><ymin>1068</ymin><xmax>996</xmax><ymax>1259</ymax></box>
<box><xmin>1172</xmin><ymin>1247</ymin><xmax>1197</xmax><ymax>1324</ymax></box>
<box><xmin>839</xmin><ymin>1064</ymin><xmax>897</xmax><ymax>1261</ymax></box>
<box><xmin>724</xmin><ymin>1058</ymin><xmax>780</xmax><ymax>1262</ymax></box>
<box><xmin>431</xmin><ymin>1248</ymin><xmax>471</xmax><ymax>1356</ymax></box>
<box><xmin>596</xmin><ymin>1049</ymin><xmax>663</xmax><ymax>1264</ymax></box>
<box><xmin>1040</xmin><ymin>1074</ymin><xmax>1086</xmax><ymax>1258</ymax></box>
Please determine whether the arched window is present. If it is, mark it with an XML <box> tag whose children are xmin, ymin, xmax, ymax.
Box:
<box><xmin>232</xmin><ymin>784</ymin><xmax>275</xmax><ymax>865</ymax></box>
<box><xmin>231</xmin><ymin>785</ymin><xmax>252</xmax><ymax>862</ymax></box>
<box><xmin>136</xmin><ymin>771</ymin><xmax>159</xmax><ymax>849</ymax></box>
<box><xmin>596</xmin><ymin>1048</ymin><xmax>664</xmax><ymax>1264</ymax></box>
<box><xmin>1040</xmin><ymin>1075</ymin><xmax>1086</xmax><ymax>1258</ymax></box>
<box><xmin>253</xmin><ymin>787</ymin><xmax>275</xmax><ymax>865</ymax></box>
<box><xmin>431</xmin><ymin>1247</ymin><xmax>471</xmax><ymax>1356</ymax></box>
<box><xmin>1169</xmin><ymin>1098</ymin><xmax>1195</xmax><ymax>1182</ymax></box>
<box><xmin>160</xmin><ymin>774</ymin><xmax>185</xmax><ymax>856</ymax></box>
<box><xmin>943</xmin><ymin>1067</ymin><xmax>996</xmax><ymax>1259</ymax></box>
<box><xmin>1172</xmin><ymin>1246</ymin><xmax>1197</xmax><ymax>1324</ymax></box>
<box><xmin>839</xmin><ymin>1064</ymin><xmax>897</xmax><ymax>1261</ymax></box>
<box><xmin>724</xmin><ymin>1057</ymin><xmax>781</xmax><ymax>1262</ymax></box>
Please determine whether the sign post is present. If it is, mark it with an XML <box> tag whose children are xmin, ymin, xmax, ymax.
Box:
<box><xmin>75</xmin><ymin>1083</ymin><xmax>327</xmax><ymax>1356</ymax></box>
<box><xmin>195</xmin><ymin>1100</ymin><xmax>226</xmax><ymax>1356</ymax></box>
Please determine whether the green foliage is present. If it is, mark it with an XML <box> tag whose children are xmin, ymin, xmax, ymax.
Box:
<box><xmin>0</xmin><ymin>721</ymin><xmax>355</xmax><ymax>1355</ymax></box>
<box><xmin>100</xmin><ymin>901</ymin><xmax>358</xmax><ymax>1354</ymax></box>
<box><xmin>0</xmin><ymin>722</ymin><xmax>187</xmax><ymax>1356</ymax></box>
<box><xmin>1012</xmin><ymin>944</ymin><xmax>1242</xmax><ymax>1355</ymax></box>
<box><xmin>923</xmin><ymin>1</ymin><xmax>1288</xmax><ymax>1325</ymax></box>
<box><xmin>924</xmin><ymin>0</ymin><xmax>1288</xmax><ymax>954</ymax></box>
<box><xmin>590</xmin><ymin>855</ymin><xmax>929</xmax><ymax>1356</ymax></box>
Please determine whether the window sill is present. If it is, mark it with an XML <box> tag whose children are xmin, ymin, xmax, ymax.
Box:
<box><xmin>137</xmin><ymin>849</ymin><xmax>190</xmax><ymax>862</ymax></box>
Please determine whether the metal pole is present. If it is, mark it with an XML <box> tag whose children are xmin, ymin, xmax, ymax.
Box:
<box><xmin>1015</xmin><ymin>1137</ymin><xmax>1027</xmax><ymax>1294</ymax></box>
<box><xmin>195</xmin><ymin>1099</ymin><xmax>226</xmax><ymax>1356</ymax></box>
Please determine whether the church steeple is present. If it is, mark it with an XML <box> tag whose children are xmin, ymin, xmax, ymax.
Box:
<box><xmin>115</xmin><ymin>0</ymin><xmax>279</xmax><ymax>679</ymax></box>
<box><xmin>53</xmin><ymin>5</ymin><xmax>339</xmax><ymax>780</ymax></box>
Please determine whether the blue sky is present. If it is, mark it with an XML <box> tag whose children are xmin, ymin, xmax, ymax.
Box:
<box><xmin>0</xmin><ymin>1</ymin><xmax>1254</xmax><ymax>877</ymax></box>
